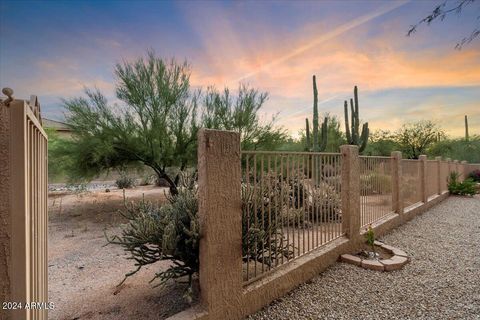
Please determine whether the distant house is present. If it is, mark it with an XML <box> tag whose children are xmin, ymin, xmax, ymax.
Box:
<box><xmin>43</xmin><ymin>118</ymin><xmax>72</xmax><ymax>138</ymax></box>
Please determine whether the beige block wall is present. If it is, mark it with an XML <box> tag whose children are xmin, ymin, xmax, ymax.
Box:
<box><xmin>0</xmin><ymin>103</ymin><xmax>12</xmax><ymax>310</ymax></box>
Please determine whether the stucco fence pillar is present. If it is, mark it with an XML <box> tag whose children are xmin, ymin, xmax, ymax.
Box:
<box><xmin>435</xmin><ymin>156</ymin><xmax>442</xmax><ymax>195</ymax></box>
<box><xmin>197</xmin><ymin>128</ymin><xmax>243</xmax><ymax>320</ymax></box>
<box><xmin>391</xmin><ymin>151</ymin><xmax>403</xmax><ymax>214</ymax></box>
<box><xmin>419</xmin><ymin>155</ymin><xmax>428</xmax><ymax>203</ymax></box>
<box><xmin>340</xmin><ymin>145</ymin><xmax>360</xmax><ymax>237</ymax></box>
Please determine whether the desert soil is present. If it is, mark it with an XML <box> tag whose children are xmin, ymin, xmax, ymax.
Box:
<box><xmin>48</xmin><ymin>185</ymin><xmax>195</xmax><ymax>320</ymax></box>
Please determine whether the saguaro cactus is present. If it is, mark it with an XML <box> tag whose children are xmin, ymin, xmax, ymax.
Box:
<box><xmin>465</xmin><ymin>115</ymin><xmax>469</xmax><ymax>142</ymax></box>
<box><xmin>305</xmin><ymin>75</ymin><xmax>327</xmax><ymax>152</ymax></box>
<box><xmin>344</xmin><ymin>86</ymin><xmax>369</xmax><ymax>153</ymax></box>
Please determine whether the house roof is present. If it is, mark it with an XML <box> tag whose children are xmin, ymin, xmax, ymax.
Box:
<box><xmin>43</xmin><ymin>118</ymin><xmax>71</xmax><ymax>131</ymax></box>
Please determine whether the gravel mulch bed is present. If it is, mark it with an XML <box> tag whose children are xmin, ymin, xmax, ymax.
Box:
<box><xmin>249</xmin><ymin>195</ymin><xmax>480</xmax><ymax>320</ymax></box>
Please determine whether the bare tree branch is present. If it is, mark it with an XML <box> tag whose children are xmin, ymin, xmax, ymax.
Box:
<box><xmin>407</xmin><ymin>0</ymin><xmax>479</xmax><ymax>49</ymax></box>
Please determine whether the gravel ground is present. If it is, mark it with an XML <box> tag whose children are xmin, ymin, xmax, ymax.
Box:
<box><xmin>249</xmin><ymin>195</ymin><xmax>480</xmax><ymax>320</ymax></box>
<box><xmin>48</xmin><ymin>186</ymin><xmax>196</xmax><ymax>319</ymax></box>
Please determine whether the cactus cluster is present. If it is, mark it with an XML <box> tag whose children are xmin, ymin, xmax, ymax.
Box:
<box><xmin>305</xmin><ymin>75</ymin><xmax>328</xmax><ymax>152</ymax></box>
<box><xmin>344</xmin><ymin>86</ymin><xmax>369</xmax><ymax>152</ymax></box>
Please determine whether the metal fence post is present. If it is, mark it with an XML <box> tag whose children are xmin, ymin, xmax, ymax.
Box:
<box><xmin>197</xmin><ymin>128</ymin><xmax>242</xmax><ymax>320</ymax></box>
<box><xmin>391</xmin><ymin>151</ymin><xmax>403</xmax><ymax>214</ymax></box>
<box><xmin>419</xmin><ymin>155</ymin><xmax>428</xmax><ymax>203</ymax></box>
<box><xmin>340</xmin><ymin>145</ymin><xmax>360</xmax><ymax>237</ymax></box>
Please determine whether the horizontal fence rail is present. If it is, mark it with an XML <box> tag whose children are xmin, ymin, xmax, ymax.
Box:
<box><xmin>359</xmin><ymin>156</ymin><xmax>393</xmax><ymax>227</ymax></box>
<box><xmin>241</xmin><ymin>151</ymin><xmax>343</xmax><ymax>283</ymax></box>
<box><xmin>401</xmin><ymin>159</ymin><xmax>422</xmax><ymax>208</ymax></box>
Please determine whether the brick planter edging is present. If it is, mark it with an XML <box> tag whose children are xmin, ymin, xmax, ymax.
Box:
<box><xmin>340</xmin><ymin>241</ymin><xmax>409</xmax><ymax>271</ymax></box>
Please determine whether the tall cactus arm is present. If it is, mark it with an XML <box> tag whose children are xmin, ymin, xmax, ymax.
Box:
<box><xmin>350</xmin><ymin>98</ymin><xmax>357</xmax><ymax>144</ymax></box>
<box><xmin>465</xmin><ymin>115</ymin><xmax>469</xmax><ymax>142</ymax></box>
<box><xmin>305</xmin><ymin>118</ymin><xmax>311</xmax><ymax>151</ymax></box>
<box><xmin>353</xmin><ymin>86</ymin><xmax>360</xmax><ymax>145</ymax></box>
<box><xmin>312</xmin><ymin>75</ymin><xmax>319</xmax><ymax>152</ymax></box>
<box><xmin>319</xmin><ymin>116</ymin><xmax>328</xmax><ymax>151</ymax></box>
<box><xmin>344</xmin><ymin>100</ymin><xmax>351</xmax><ymax>144</ymax></box>
<box><xmin>359</xmin><ymin>122</ymin><xmax>369</xmax><ymax>153</ymax></box>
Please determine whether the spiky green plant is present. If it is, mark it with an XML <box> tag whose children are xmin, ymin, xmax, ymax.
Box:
<box><xmin>242</xmin><ymin>174</ymin><xmax>294</xmax><ymax>266</ymax></box>
<box><xmin>105</xmin><ymin>172</ymin><xmax>200</xmax><ymax>298</ymax></box>
<box><xmin>305</xmin><ymin>75</ymin><xmax>327</xmax><ymax>152</ymax></box>
<box><xmin>107</xmin><ymin>171</ymin><xmax>293</xmax><ymax>300</ymax></box>
<box><xmin>365</xmin><ymin>225</ymin><xmax>375</xmax><ymax>254</ymax></box>
<box><xmin>344</xmin><ymin>86</ymin><xmax>369</xmax><ymax>153</ymax></box>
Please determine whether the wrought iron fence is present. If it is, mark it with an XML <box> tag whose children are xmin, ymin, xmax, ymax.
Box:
<box><xmin>401</xmin><ymin>159</ymin><xmax>422</xmax><ymax>208</ymax></box>
<box><xmin>359</xmin><ymin>156</ymin><xmax>393</xmax><ymax>227</ymax></box>
<box><xmin>241</xmin><ymin>151</ymin><xmax>343</xmax><ymax>283</ymax></box>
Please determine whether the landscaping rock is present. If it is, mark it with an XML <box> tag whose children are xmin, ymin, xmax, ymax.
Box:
<box><xmin>361</xmin><ymin>259</ymin><xmax>384</xmax><ymax>271</ymax></box>
<box><xmin>340</xmin><ymin>254</ymin><xmax>362</xmax><ymax>266</ymax></box>
<box><xmin>381</xmin><ymin>255</ymin><xmax>408</xmax><ymax>271</ymax></box>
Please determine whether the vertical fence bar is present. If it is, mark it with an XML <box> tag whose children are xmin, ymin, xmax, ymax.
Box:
<box><xmin>197</xmin><ymin>129</ymin><xmax>242</xmax><ymax>320</ymax></box>
<box><xmin>341</xmin><ymin>145</ymin><xmax>360</xmax><ymax>237</ymax></box>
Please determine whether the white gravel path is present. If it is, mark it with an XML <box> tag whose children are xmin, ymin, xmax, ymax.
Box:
<box><xmin>249</xmin><ymin>195</ymin><xmax>480</xmax><ymax>320</ymax></box>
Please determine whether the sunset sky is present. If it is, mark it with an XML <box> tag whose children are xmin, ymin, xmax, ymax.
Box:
<box><xmin>1</xmin><ymin>0</ymin><xmax>479</xmax><ymax>137</ymax></box>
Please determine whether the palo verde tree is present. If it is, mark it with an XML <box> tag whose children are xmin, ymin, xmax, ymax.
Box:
<box><xmin>201</xmin><ymin>85</ymin><xmax>286</xmax><ymax>151</ymax></box>
<box><xmin>61</xmin><ymin>51</ymin><xmax>286</xmax><ymax>194</ymax></box>
<box><xmin>62</xmin><ymin>52</ymin><xmax>199</xmax><ymax>195</ymax></box>
<box><xmin>395</xmin><ymin>120</ymin><xmax>445</xmax><ymax>159</ymax></box>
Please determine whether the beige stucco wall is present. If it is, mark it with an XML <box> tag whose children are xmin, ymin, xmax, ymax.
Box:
<box><xmin>167</xmin><ymin>131</ymin><xmax>457</xmax><ymax>320</ymax></box>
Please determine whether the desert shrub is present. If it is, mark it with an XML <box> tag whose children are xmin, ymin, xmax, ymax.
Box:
<box><xmin>115</xmin><ymin>173</ymin><xmax>136</xmax><ymax>189</ymax></box>
<box><xmin>360</xmin><ymin>173</ymin><xmax>392</xmax><ymax>195</ymax></box>
<box><xmin>108</xmin><ymin>172</ymin><xmax>292</xmax><ymax>298</ymax></box>
<box><xmin>65</xmin><ymin>183</ymin><xmax>88</xmax><ymax>194</ymax></box>
<box><xmin>307</xmin><ymin>182</ymin><xmax>341</xmax><ymax>222</ymax></box>
<box><xmin>106</xmin><ymin>173</ymin><xmax>199</xmax><ymax>298</ymax></box>
<box><xmin>448</xmin><ymin>172</ymin><xmax>476</xmax><ymax>196</ymax></box>
<box><xmin>242</xmin><ymin>181</ymin><xmax>293</xmax><ymax>266</ymax></box>
<box><xmin>139</xmin><ymin>174</ymin><xmax>154</xmax><ymax>186</ymax></box>
<box><xmin>281</xmin><ymin>208</ymin><xmax>312</xmax><ymax>228</ymax></box>
<box><xmin>468</xmin><ymin>169</ymin><xmax>480</xmax><ymax>182</ymax></box>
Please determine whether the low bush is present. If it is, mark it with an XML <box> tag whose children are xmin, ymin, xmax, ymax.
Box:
<box><xmin>307</xmin><ymin>182</ymin><xmax>341</xmax><ymax>222</ymax></box>
<box><xmin>448</xmin><ymin>172</ymin><xmax>476</xmax><ymax>196</ymax></box>
<box><xmin>108</xmin><ymin>173</ymin><xmax>292</xmax><ymax>300</ymax></box>
<box><xmin>115</xmin><ymin>174</ymin><xmax>136</xmax><ymax>189</ymax></box>
<box><xmin>139</xmin><ymin>174</ymin><xmax>154</xmax><ymax>186</ymax></box>
<box><xmin>361</xmin><ymin>172</ymin><xmax>392</xmax><ymax>195</ymax></box>
<box><xmin>468</xmin><ymin>169</ymin><xmax>480</xmax><ymax>182</ymax></box>
<box><xmin>281</xmin><ymin>208</ymin><xmax>312</xmax><ymax>228</ymax></box>
<box><xmin>106</xmin><ymin>173</ymin><xmax>199</xmax><ymax>300</ymax></box>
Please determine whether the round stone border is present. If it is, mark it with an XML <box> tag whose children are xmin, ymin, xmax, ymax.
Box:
<box><xmin>340</xmin><ymin>241</ymin><xmax>409</xmax><ymax>271</ymax></box>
